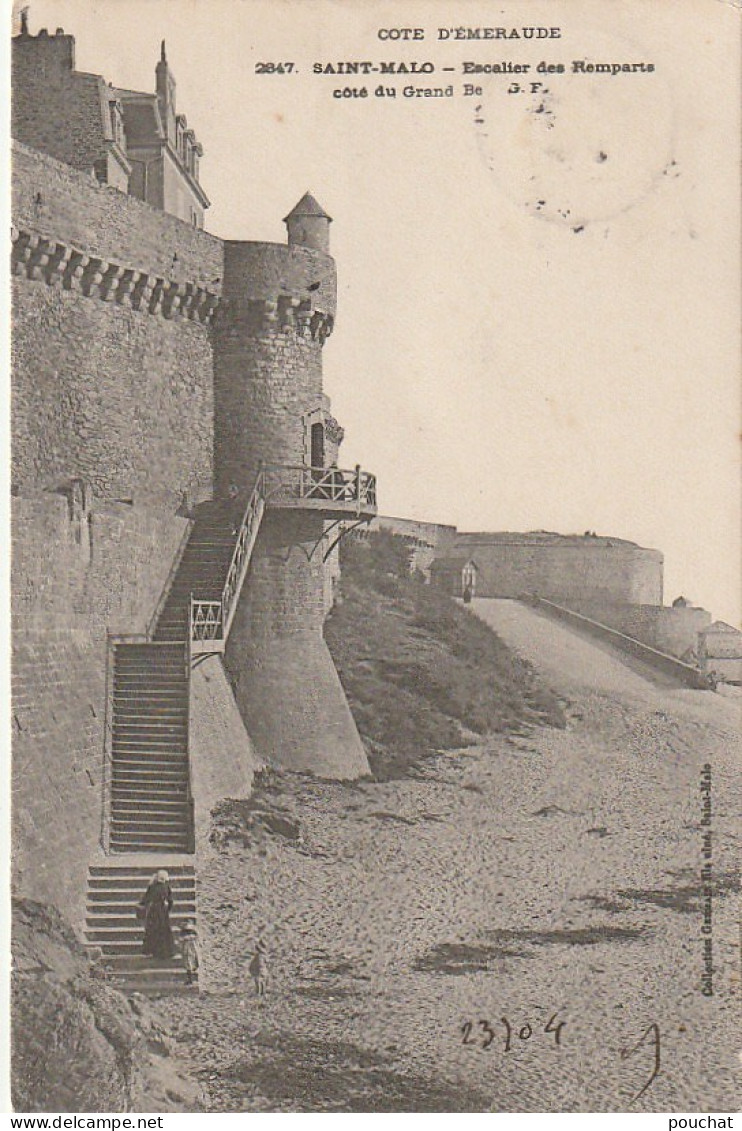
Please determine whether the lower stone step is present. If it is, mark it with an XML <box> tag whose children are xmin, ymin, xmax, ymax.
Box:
<box><xmin>110</xmin><ymin>840</ymin><xmax>192</xmax><ymax>851</ymax></box>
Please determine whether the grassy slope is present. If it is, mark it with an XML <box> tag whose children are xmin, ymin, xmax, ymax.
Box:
<box><xmin>324</xmin><ymin>531</ymin><xmax>565</xmax><ymax>779</ymax></box>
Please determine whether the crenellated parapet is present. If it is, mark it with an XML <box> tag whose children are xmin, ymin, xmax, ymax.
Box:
<box><xmin>10</xmin><ymin>226</ymin><xmax>221</xmax><ymax>324</ymax></box>
<box><xmin>221</xmin><ymin>294</ymin><xmax>334</xmax><ymax>344</ymax></box>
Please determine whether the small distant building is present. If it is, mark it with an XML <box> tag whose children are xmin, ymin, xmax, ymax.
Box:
<box><xmin>698</xmin><ymin>621</ymin><xmax>742</xmax><ymax>685</ymax></box>
<box><xmin>430</xmin><ymin>555</ymin><xmax>479</xmax><ymax>599</ymax></box>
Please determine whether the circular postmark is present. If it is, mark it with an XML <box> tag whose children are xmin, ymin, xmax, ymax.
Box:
<box><xmin>473</xmin><ymin>27</ymin><xmax>675</xmax><ymax>229</ymax></box>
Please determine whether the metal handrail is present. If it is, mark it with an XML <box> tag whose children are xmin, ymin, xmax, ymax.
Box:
<box><xmin>262</xmin><ymin>463</ymin><xmax>377</xmax><ymax>510</ymax></box>
<box><xmin>188</xmin><ymin>463</ymin><xmax>377</xmax><ymax>647</ymax></box>
<box><xmin>220</xmin><ymin>472</ymin><xmax>265</xmax><ymax>635</ymax></box>
<box><xmin>184</xmin><ymin>615</ymin><xmax>195</xmax><ymax>853</ymax></box>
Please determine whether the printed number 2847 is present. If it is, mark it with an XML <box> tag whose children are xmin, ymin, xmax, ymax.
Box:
<box><xmin>255</xmin><ymin>62</ymin><xmax>295</xmax><ymax>73</ymax></box>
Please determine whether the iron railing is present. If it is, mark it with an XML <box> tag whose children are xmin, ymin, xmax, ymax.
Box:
<box><xmin>262</xmin><ymin>463</ymin><xmax>377</xmax><ymax>511</ymax></box>
<box><xmin>189</xmin><ymin>463</ymin><xmax>376</xmax><ymax>650</ymax></box>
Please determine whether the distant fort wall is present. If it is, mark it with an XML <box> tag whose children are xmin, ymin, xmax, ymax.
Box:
<box><xmin>565</xmin><ymin>599</ymin><xmax>710</xmax><ymax>659</ymax></box>
<box><xmin>370</xmin><ymin>515</ymin><xmax>664</xmax><ymax>608</ymax></box>
<box><xmin>453</xmin><ymin>534</ymin><xmax>663</xmax><ymax>606</ymax></box>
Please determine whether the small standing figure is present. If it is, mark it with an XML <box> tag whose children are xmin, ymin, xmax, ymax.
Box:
<box><xmin>180</xmin><ymin>919</ymin><xmax>199</xmax><ymax>985</ymax></box>
<box><xmin>462</xmin><ymin>582</ymin><xmax>473</xmax><ymax>605</ymax></box>
<box><xmin>249</xmin><ymin>937</ymin><xmax>268</xmax><ymax>996</ymax></box>
<box><xmin>139</xmin><ymin>869</ymin><xmax>175</xmax><ymax>960</ymax></box>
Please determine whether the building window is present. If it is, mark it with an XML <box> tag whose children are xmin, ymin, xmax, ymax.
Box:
<box><xmin>109</xmin><ymin>102</ymin><xmax>124</xmax><ymax>148</ymax></box>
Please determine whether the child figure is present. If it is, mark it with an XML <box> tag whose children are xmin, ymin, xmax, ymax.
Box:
<box><xmin>249</xmin><ymin>937</ymin><xmax>268</xmax><ymax>996</ymax></box>
<box><xmin>180</xmin><ymin>919</ymin><xmax>199</xmax><ymax>985</ymax></box>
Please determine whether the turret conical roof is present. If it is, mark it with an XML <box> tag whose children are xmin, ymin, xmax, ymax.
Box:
<box><xmin>283</xmin><ymin>192</ymin><xmax>332</xmax><ymax>223</ymax></box>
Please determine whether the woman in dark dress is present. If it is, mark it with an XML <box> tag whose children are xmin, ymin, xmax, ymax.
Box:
<box><xmin>139</xmin><ymin>869</ymin><xmax>175</xmax><ymax>959</ymax></box>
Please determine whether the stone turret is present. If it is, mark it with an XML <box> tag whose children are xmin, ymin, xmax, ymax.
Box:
<box><xmin>214</xmin><ymin>199</ymin><xmax>370</xmax><ymax>779</ymax></box>
<box><xmin>214</xmin><ymin>197</ymin><xmax>337</xmax><ymax>493</ymax></box>
<box><xmin>283</xmin><ymin>192</ymin><xmax>332</xmax><ymax>254</ymax></box>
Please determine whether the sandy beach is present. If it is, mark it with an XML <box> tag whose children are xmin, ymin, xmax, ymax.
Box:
<box><xmin>159</xmin><ymin>599</ymin><xmax>741</xmax><ymax>1111</ymax></box>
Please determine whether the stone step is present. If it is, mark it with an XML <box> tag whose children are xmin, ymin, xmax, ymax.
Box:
<box><xmin>110</xmin><ymin>842</ymin><xmax>192</xmax><ymax>854</ymax></box>
<box><xmin>109</xmin><ymin>981</ymin><xmax>198</xmax><ymax>996</ymax></box>
<box><xmin>113</xmin><ymin>658</ymin><xmax>186</xmax><ymax>670</ymax></box>
<box><xmin>112</xmin><ymin>726</ymin><xmax>187</xmax><ymax>738</ymax></box>
<box><xmin>112</xmin><ymin>719</ymin><xmax>187</xmax><ymax>729</ymax></box>
<box><xmin>111</xmin><ymin>789</ymin><xmax>189</xmax><ymax>803</ymax></box>
<box><xmin>112</xmin><ymin>756</ymin><xmax>188</xmax><ymax>767</ymax></box>
<box><xmin>87</xmin><ymin>865</ymin><xmax>195</xmax><ymax>879</ymax></box>
<box><xmin>113</xmin><ymin>671</ymin><xmax>186</xmax><ymax>682</ymax></box>
<box><xmin>111</xmin><ymin>796</ymin><xmax>190</xmax><ymax>805</ymax></box>
<box><xmin>88</xmin><ymin>887</ymin><xmax>196</xmax><ymax>901</ymax></box>
<box><xmin>112</xmin><ymin>818</ymin><xmax>190</xmax><ymax>836</ymax></box>
<box><xmin>112</xmin><ymin>775</ymin><xmax>188</xmax><ymax>788</ymax></box>
<box><xmin>113</xmin><ymin>740</ymin><xmax>187</xmax><ymax>750</ymax></box>
<box><xmin>112</xmin><ymin>761</ymin><xmax>188</xmax><ymax>771</ymax></box>
<box><xmin>112</xmin><ymin>750</ymin><xmax>188</xmax><ymax>762</ymax></box>
<box><xmin>111</xmin><ymin>787</ymin><xmax>189</xmax><ymax>802</ymax></box>
<box><xmin>89</xmin><ymin>860</ymin><xmax>194</xmax><ymax>872</ymax></box>
<box><xmin>115</xmin><ymin>646</ymin><xmax>185</xmax><ymax>655</ymax></box>
<box><xmin>101</xmin><ymin>953</ymin><xmax>197</xmax><ymax>969</ymax></box>
<box><xmin>114</xmin><ymin>656</ymin><xmax>185</xmax><ymax>669</ymax></box>
<box><xmin>87</xmin><ymin>913</ymin><xmax>195</xmax><ymax>932</ymax></box>
<box><xmin>87</xmin><ymin>898</ymin><xmax>196</xmax><ymax>914</ymax></box>
<box><xmin>112</xmin><ymin>692</ymin><xmax>186</xmax><ymax>703</ymax></box>
<box><xmin>166</xmin><ymin>561</ymin><xmax>227</xmax><ymax>572</ymax></box>
<box><xmin>87</xmin><ymin>915</ymin><xmax>194</xmax><ymax>936</ymax></box>
<box><xmin>111</xmin><ymin>778</ymin><xmax>190</xmax><ymax>787</ymax></box>
<box><xmin>111</xmin><ymin>805</ymin><xmax>189</xmax><ymax>817</ymax></box>
<box><xmin>112</xmin><ymin>707</ymin><xmax>187</xmax><ymax>720</ymax></box>
<box><xmin>113</xmin><ymin>681</ymin><xmax>186</xmax><ymax>692</ymax></box>
<box><xmin>88</xmin><ymin>880</ymin><xmax>196</xmax><ymax>894</ymax></box>
<box><xmin>113</xmin><ymin>797</ymin><xmax>190</xmax><ymax>811</ymax></box>
<box><xmin>111</xmin><ymin>796</ymin><xmax>190</xmax><ymax>814</ymax></box>
<box><xmin>110</xmin><ymin>828</ymin><xmax>190</xmax><ymax>843</ymax></box>
<box><xmin>89</xmin><ymin>888</ymin><xmax>194</xmax><ymax>900</ymax></box>
<box><xmin>112</xmin><ymin>733</ymin><xmax>187</xmax><ymax>746</ymax></box>
<box><xmin>110</xmin><ymin>831</ymin><xmax>191</xmax><ymax>845</ymax></box>
<box><xmin>108</xmin><ymin>820</ymin><xmax>190</xmax><ymax>833</ymax></box>
<box><xmin>89</xmin><ymin>939</ymin><xmax>185</xmax><ymax>954</ymax></box>
<box><xmin>112</xmin><ymin>754</ymin><xmax>188</xmax><ymax>766</ymax></box>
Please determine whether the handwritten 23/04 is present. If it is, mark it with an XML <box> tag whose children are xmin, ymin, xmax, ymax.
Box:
<box><xmin>461</xmin><ymin>1013</ymin><xmax>661</xmax><ymax>1102</ymax></box>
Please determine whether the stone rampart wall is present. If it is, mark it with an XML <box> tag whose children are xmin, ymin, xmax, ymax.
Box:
<box><xmin>13</xmin><ymin>143</ymin><xmax>223</xmax><ymax>285</ymax></box>
<box><xmin>456</xmin><ymin>538</ymin><xmax>663</xmax><ymax>605</ymax></box>
<box><xmin>567</xmin><ymin>599</ymin><xmax>710</xmax><ymax>658</ymax></box>
<box><xmin>11</xmin><ymin>495</ymin><xmax>192</xmax><ymax>929</ymax></box>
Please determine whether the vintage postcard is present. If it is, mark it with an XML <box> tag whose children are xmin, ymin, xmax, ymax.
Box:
<box><xmin>7</xmin><ymin>0</ymin><xmax>741</xmax><ymax>1116</ymax></box>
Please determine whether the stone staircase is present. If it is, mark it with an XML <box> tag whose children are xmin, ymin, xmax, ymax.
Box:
<box><xmin>88</xmin><ymin>498</ymin><xmax>262</xmax><ymax>992</ymax></box>
<box><xmin>86</xmin><ymin>862</ymin><xmax>197</xmax><ymax>993</ymax></box>
<box><xmin>153</xmin><ymin>502</ymin><xmax>241</xmax><ymax>643</ymax></box>
<box><xmin>110</xmin><ymin>642</ymin><xmax>192</xmax><ymax>854</ymax></box>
